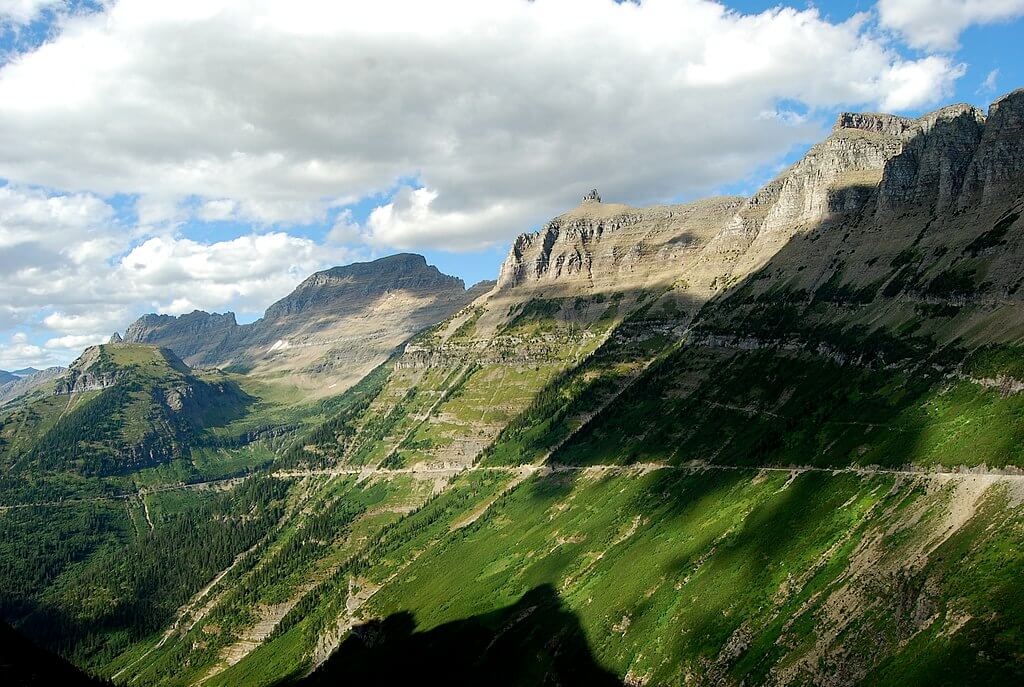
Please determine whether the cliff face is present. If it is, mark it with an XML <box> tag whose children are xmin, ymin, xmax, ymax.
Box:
<box><xmin>958</xmin><ymin>88</ymin><xmax>1024</xmax><ymax>209</ymax></box>
<box><xmin>264</xmin><ymin>254</ymin><xmax>464</xmax><ymax>319</ymax></box>
<box><xmin>121</xmin><ymin>254</ymin><xmax>479</xmax><ymax>395</ymax></box>
<box><xmin>491</xmin><ymin>90</ymin><xmax>1024</xmax><ymax>346</ymax></box>
<box><xmin>124</xmin><ymin>311</ymin><xmax>239</xmax><ymax>364</ymax></box>
<box><xmin>496</xmin><ymin>197</ymin><xmax>744</xmax><ymax>294</ymax></box>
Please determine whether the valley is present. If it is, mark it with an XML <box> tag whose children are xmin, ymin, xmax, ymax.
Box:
<box><xmin>3</xmin><ymin>89</ymin><xmax>1024</xmax><ymax>686</ymax></box>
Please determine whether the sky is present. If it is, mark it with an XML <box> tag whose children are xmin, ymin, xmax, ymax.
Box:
<box><xmin>0</xmin><ymin>0</ymin><xmax>1021</xmax><ymax>370</ymax></box>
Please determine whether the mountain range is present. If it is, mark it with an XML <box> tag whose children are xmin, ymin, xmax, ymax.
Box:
<box><xmin>2</xmin><ymin>89</ymin><xmax>1024</xmax><ymax>686</ymax></box>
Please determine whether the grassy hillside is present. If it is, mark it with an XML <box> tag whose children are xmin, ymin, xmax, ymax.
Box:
<box><xmin>5</xmin><ymin>95</ymin><xmax>1024</xmax><ymax>685</ymax></box>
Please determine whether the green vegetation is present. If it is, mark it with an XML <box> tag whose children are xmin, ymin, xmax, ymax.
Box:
<box><xmin>2</xmin><ymin>477</ymin><xmax>288</xmax><ymax>669</ymax></box>
<box><xmin>555</xmin><ymin>345</ymin><xmax>1024</xmax><ymax>470</ymax></box>
<box><xmin>7</xmin><ymin>205</ymin><xmax>1024</xmax><ymax>687</ymax></box>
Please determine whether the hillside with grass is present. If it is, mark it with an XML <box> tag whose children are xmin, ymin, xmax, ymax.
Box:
<box><xmin>2</xmin><ymin>90</ymin><xmax>1024</xmax><ymax>686</ymax></box>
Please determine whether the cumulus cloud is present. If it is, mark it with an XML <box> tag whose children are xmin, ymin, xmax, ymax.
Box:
<box><xmin>0</xmin><ymin>0</ymin><xmax>966</xmax><ymax>251</ymax></box>
<box><xmin>0</xmin><ymin>0</ymin><xmax>62</xmax><ymax>25</ymax></box>
<box><xmin>115</xmin><ymin>232</ymin><xmax>358</xmax><ymax>314</ymax></box>
<box><xmin>878</xmin><ymin>0</ymin><xmax>1024</xmax><ymax>51</ymax></box>
<box><xmin>0</xmin><ymin>332</ymin><xmax>57</xmax><ymax>370</ymax></box>
<box><xmin>0</xmin><ymin>184</ymin><xmax>362</xmax><ymax>366</ymax></box>
<box><xmin>43</xmin><ymin>332</ymin><xmax>108</xmax><ymax>350</ymax></box>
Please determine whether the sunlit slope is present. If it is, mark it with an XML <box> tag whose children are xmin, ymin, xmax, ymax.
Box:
<box><xmin>5</xmin><ymin>91</ymin><xmax>1024</xmax><ymax>686</ymax></box>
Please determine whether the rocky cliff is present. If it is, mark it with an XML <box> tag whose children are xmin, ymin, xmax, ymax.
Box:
<box><xmin>123</xmin><ymin>310</ymin><xmax>239</xmax><ymax>365</ymax></box>
<box><xmin>496</xmin><ymin>196</ymin><xmax>743</xmax><ymax>295</ymax></box>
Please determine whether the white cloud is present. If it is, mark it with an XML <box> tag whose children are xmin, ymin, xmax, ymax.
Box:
<box><xmin>43</xmin><ymin>332</ymin><xmax>108</xmax><ymax>349</ymax></box>
<box><xmin>197</xmin><ymin>198</ymin><xmax>237</xmax><ymax>222</ymax></box>
<box><xmin>878</xmin><ymin>0</ymin><xmax>1024</xmax><ymax>51</ymax></box>
<box><xmin>107</xmin><ymin>231</ymin><xmax>363</xmax><ymax>322</ymax></box>
<box><xmin>0</xmin><ymin>183</ymin><xmax>363</xmax><ymax>367</ymax></box>
<box><xmin>0</xmin><ymin>0</ymin><xmax>966</xmax><ymax>250</ymax></box>
<box><xmin>326</xmin><ymin>209</ymin><xmax>362</xmax><ymax>244</ymax></box>
<box><xmin>43</xmin><ymin>310</ymin><xmax>129</xmax><ymax>334</ymax></box>
<box><xmin>980</xmin><ymin>68</ymin><xmax>1000</xmax><ymax>94</ymax></box>
<box><xmin>0</xmin><ymin>0</ymin><xmax>62</xmax><ymax>25</ymax></box>
<box><xmin>0</xmin><ymin>332</ymin><xmax>58</xmax><ymax>370</ymax></box>
<box><xmin>877</xmin><ymin>56</ymin><xmax>967</xmax><ymax>111</ymax></box>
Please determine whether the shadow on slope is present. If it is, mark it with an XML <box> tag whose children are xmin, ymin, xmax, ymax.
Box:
<box><xmin>0</xmin><ymin>620</ymin><xmax>110</xmax><ymax>686</ymax></box>
<box><xmin>550</xmin><ymin>173</ymin><xmax>1024</xmax><ymax>472</ymax></box>
<box><xmin>290</xmin><ymin>584</ymin><xmax>621</xmax><ymax>687</ymax></box>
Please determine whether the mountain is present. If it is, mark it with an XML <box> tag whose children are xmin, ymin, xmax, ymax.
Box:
<box><xmin>120</xmin><ymin>254</ymin><xmax>490</xmax><ymax>396</ymax></box>
<box><xmin>3</xmin><ymin>90</ymin><xmax>1024</xmax><ymax>687</ymax></box>
<box><xmin>0</xmin><ymin>366</ymin><xmax>66</xmax><ymax>407</ymax></box>
<box><xmin>0</xmin><ymin>343</ymin><xmax>251</xmax><ymax>480</ymax></box>
<box><xmin>0</xmin><ymin>371</ymin><xmax>15</xmax><ymax>385</ymax></box>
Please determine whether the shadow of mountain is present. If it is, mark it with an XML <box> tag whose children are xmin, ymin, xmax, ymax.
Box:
<box><xmin>0</xmin><ymin>620</ymin><xmax>110</xmax><ymax>686</ymax></box>
<box><xmin>288</xmin><ymin>584</ymin><xmax>620</xmax><ymax>687</ymax></box>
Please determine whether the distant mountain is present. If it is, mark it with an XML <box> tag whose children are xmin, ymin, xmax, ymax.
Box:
<box><xmin>0</xmin><ymin>370</ymin><xmax>15</xmax><ymax>385</ymax></box>
<box><xmin>0</xmin><ymin>366</ymin><xmax>66</xmax><ymax>407</ymax></box>
<box><xmin>120</xmin><ymin>253</ymin><xmax>492</xmax><ymax>396</ymax></box>
<box><xmin>0</xmin><ymin>343</ymin><xmax>250</xmax><ymax>477</ymax></box>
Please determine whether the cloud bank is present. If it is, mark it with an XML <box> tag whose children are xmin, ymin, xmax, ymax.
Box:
<box><xmin>0</xmin><ymin>0</ymin><xmax>979</xmax><ymax>367</ymax></box>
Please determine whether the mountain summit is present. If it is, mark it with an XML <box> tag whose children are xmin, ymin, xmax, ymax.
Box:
<box><xmin>120</xmin><ymin>254</ymin><xmax>488</xmax><ymax>395</ymax></box>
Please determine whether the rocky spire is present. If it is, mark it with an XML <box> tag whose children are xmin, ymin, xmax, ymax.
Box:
<box><xmin>582</xmin><ymin>188</ymin><xmax>601</xmax><ymax>203</ymax></box>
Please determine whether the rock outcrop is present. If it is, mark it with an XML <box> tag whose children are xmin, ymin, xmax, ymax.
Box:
<box><xmin>124</xmin><ymin>310</ymin><xmax>239</xmax><ymax>363</ymax></box>
<box><xmin>496</xmin><ymin>197</ymin><xmax>743</xmax><ymax>294</ymax></box>
<box><xmin>958</xmin><ymin>88</ymin><xmax>1024</xmax><ymax>209</ymax></box>
<box><xmin>489</xmin><ymin>89</ymin><xmax>1024</xmax><ymax>347</ymax></box>
<box><xmin>54</xmin><ymin>344</ymin><xmax>189</xmax><ymax>396</ymax></box>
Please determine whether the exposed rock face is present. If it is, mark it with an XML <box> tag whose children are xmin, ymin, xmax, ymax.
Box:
<box><xmin>108</xmin><ymin>332</ymin><xmax>123</xmax><ymax>344</ymax></box>
<box><xmin>875</xmin><ymin>104</ymin><xmax>985</xmax><ymax>216</ymax></box>
<box><xmin>958</xmin><ymin>88</ymin><xmax>1024</xmax><ymax>209</ymax></box>
<box><xmin>124</xmin><ymin>310</ymin><xmax>239</xmax><ymax>363</ymax></box>
<box><xmin>832</xmin><ymin>112</ymin><xmax>916</xmax><ymax>137</ymax></box>
<box><xmin>689</xmin><ymin>89</ymin><xmax>1024</xmax><ymax>349</ymax></box>
<box><xmin>54</xmin><ymin>345</ymin><xmax>189</xmax><ymax>396</ymax></box>
<box><xmin>707</xmin><ymin>112</ymin><xmax>908</xmax><ymax>269</ymax></box>
<box><xmin>582</xmin><ymin>188</ymin><xmax>601</xmax><ymax>203</ymax></box>
<box><xmin>123</xmin><ymin>254</ymin><xmax>480</xmax><ymax>396</ymax></box>
<box><xmin>496</xmin><ymin>197</ymin><xmax>743</xmax><ymax>294</ymax></box>
<box><xmin>489</xmin><ymin>89</ymin><xmax>1024</xmax><ymax>348</ymax></box>
<box><xmin>263</xmin><ymin>254</ymin><xmax>465</xmax><ymax>319</ymax></box>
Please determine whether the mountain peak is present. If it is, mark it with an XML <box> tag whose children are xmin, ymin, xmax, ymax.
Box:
<box><xmin>832</xmin><ymin>111</ymin><xmax>916</xmax><ymax>137</ymax></box>
<box><xmin>266</xmin><ymin>254</ymin><xmax>464</xmax><ymax>320</ymax></box>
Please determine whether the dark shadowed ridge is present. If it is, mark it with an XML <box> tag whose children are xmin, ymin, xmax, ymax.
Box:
<box><xmin>289</xmin><ymin>585</ymin><xmax>621</xmax><ymax>687</ymax></box>
<box><xmin>0</xmin><ymin>620</ymin><xmax>110</xmax><ymax>686</ymax></box>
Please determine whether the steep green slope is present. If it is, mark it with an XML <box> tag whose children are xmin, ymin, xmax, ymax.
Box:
<box><xmin>0</xmin><ymin>344</ymin><xmax>252</xmax><ymax>479</ymax></box>
<box><xmin>5</xmin><ymin>91</ymin><xmax>1024</xmax><ymax>687</ymax></box>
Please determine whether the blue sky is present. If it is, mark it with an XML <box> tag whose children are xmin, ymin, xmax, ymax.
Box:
<box><xmin>0</xmin><ymin>0</ymin><xmax>1021</xmax><ymax>368</ymax></box>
